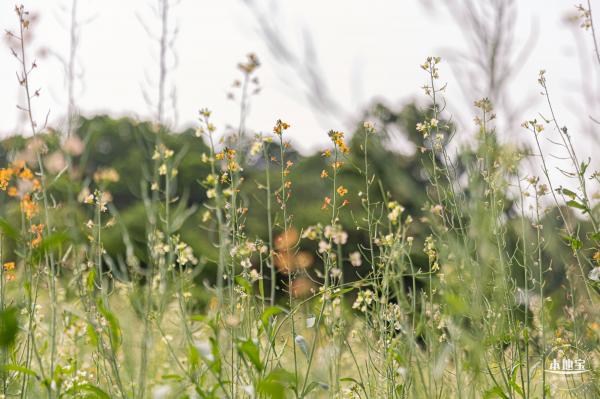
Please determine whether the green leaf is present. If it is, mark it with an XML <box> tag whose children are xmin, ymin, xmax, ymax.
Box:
<box><xmin>304</xmin><ymin>381</ymin><xmax>329</xmax><ymax>394</ymax></box>
<box><xmin>509</xmin><ymin>379</ymin><xmax>524</xmax><ymax>398</ymax></box>
<box><xmin>35</xmin><ymin>232</ymin><xmax>69</xmax><ymax>253</ymax></box>
<box><xmin>97</xmin><ymin>300</ymin><xmax>121</xmax><ymax>350</ymax></box>
<box><xmin>581</xmin><ymin>160</ymin><xmax>589</xmax><ymax>175</ymax></box>
<box><xmin>87</xmin><ymin>323</ymin><xmax>98</xmax><ymax>346</ymax></box>
<box><xmin>190</xmin><ymin>314</ymin><xmax>207</xmax><ymax>322</ymax></box>
<box><xmin>237</xmin><ymin>338</ymin><xmax>263</xmax><ymax>371</ymax></box>
<box><xmin>559</xmin><ymin>188</ymin><xmax>577</xmax><ymax>199</ymax></box>
<box><xmin>235</xmin><ymin>276</ymin><xmax>253</xmax><ymax>294</ymax></box>
<box><xmin>329</xmin><ymin>287</ymin><xmax>354</xmax><ymax>299</ymax></box>
<box><xmin>483</xmin><ymin>386</ymin><xmax>509</xmax><ymax>399</ymax></box>
<box><xmin>208</xmin><ymin>337</ymin><xmax>221</xmax><ymax>374</ymax></box>
<box><xmin>161</xmin><ymin>374</ymin><xmax>184</xmax><ymax>382</ymax></box>
<box><xmin>257</xmin><ymin>368</ymin><xmax>296</xmax><ymax>399</ymax></box>
<box><xmin>566</xmin><ymin>200</ymin><xmax>587</xmax><ymax>212</ymax></box>
<box><xmin>65</xmin><ymin>383</ymin><xmax>111</xmax><ymax>399</ymax></box>
<box><xmin>0</xmin><ymin>218</ymin><xmax>19</xmax><ymax>241</ymax></box>
<box><xmin>0</xmin><ymin>307</ymin><xmax>18</xmax><ymax>347</ymax></box>
<box><xmin>1</xmin><ymin>364</ymin><xmax>38</xmax><ymax>378</ymax></box>
<box><xmin>87</xmin><ymin>269</ymin><xmax>96</xmax><ymax>293</ymax></box>
<box><xmin>261</xmin><ymin>306</ymin><xmax>285</xmax><ymax>327</ymax></box>
<box><xmin>567</xmin><ymin>236</ymin><xmax>583</xmax><ymax>251</ymax></box>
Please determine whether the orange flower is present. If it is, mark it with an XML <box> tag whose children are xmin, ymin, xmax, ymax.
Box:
<box><xmin>19</xmin><ymin>167</ymin><xmax>34</xmax><ymax>180</ymax></box>
<box><xmin>273</xmin><ymin>119</ymin><xmax>290</xmax><ymax>135</ymax></box>
<box><xmin>3</xmin><ymin>262</ymin><xmax>15</xmax><ymax>271</ymax></box>
<box><xmin>274</xmin><ymin>251</ymin><xmax>294</xmax><ymax>274</ymax></box>
<box><xmin>11</xmin><ymin>160</ymin><xmax>25</xmax><ymax>173</ymax></box>
<box><xmin>275</xmin><ymin>229</ymin><xmax>299</xmax><ymax>251</ymax></box>
<box><xmin>0</xmin><ymin>168</ymin><xmax>13</xmax><ymax>190</ymax></box>
<box><xmin>320</xmin><ymin>170</ymin><xmax>328</xmax><ymax>178</ymax></box>
<box><xmin>30</xmin><ymin>224</ymin><xmax>44</xmax><ymax>248</ymax></box>
<box><xmin>290</xmin><ymin>278</ymin><xmax>313</xmax><ymax>298</ymax></box>
<box><xmin>238</xmin><ymin>53</ymin><xmax>260</xmax><ymax>74</ymax></box>
<box><xmin>337</xmin><ymin>186</ymin><xmax>348</xmax><ymax>197</ymax></box>
<box><xmin>21</xmin><ymin>195</ymin><xmax>39</xmax><ymax>219</ymax></box>
<box><xmin>7</xmin><ymin>187</ymin><xmax>17</xmax><ymax>197</ymax></box>
<box><xmin>294</xmin><ymin>251</ymin><xmax>314</xmax><ymax>269</ymax></box>
<box><xmin>321</xmin><ymin>196</ymin><xmax>331</xmax><ymax>210</ymax></box>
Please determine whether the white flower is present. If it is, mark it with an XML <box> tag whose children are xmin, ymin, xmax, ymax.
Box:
<box><xmin>194</xmin><ymin>340</ymin><xmax>214</xmax><ymax>362</ymax></box>
<box><xmin>330</xmin><ymin>268</ymin><xmax>342</xmax><ymax>279</ymax></box>
<box><xmin>318</xmin><ymin>240</ymin><xmax>331</xmax><ymax>253</ymax></box>
<box><xmin>589</xmin><ymin>267</ymin><xmax>600</xmax><ymax>282</ymax></box>
<box><xmin>295</xmin><ymin>335</ymin><xmax>310</xmax><ymax>359</ymax></box>
<box><xmin>349</xmin><ymin>251</ymin><xmax>362</xmax><ymax>267</ymax></box>
<box><xmin>152</xmin><ymin>385</ymin><xmax>171</xmax><ymax>399</ymax></box>
<box><xmin>242</xmin><ymin>385</ymin><xmax>255</xmax><ymax>397</ymax></box>
<box><xmin>334</xmin><ymin>231</ymin><xmax>348</xmax><ymax>245</ymax></box>
<box><xmin>158</xmin><ymin>164</ymin><xmax>167</xmax><ymax>175</ymax></box>
<box><xmin>250</xmin><ymin>141</ymin><xmax>263</xmax><ymax>156</ymax></box>
<box><xmin>241</xmin><ymin>258</ymin><xmax>252</xmax><ymax>268</ymax></box>
<box><xmin>306</xmin><ymin>315</ymin><xmax>316</xmax><ymax>328</ymax></box>
<box><xmin>249</xmin><ymin>269</ymin><xmax>261</xmax><ymax>281</ymax></box>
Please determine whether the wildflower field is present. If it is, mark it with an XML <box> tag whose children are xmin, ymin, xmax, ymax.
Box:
<box><xmin>3</xmin><ymin>2</ymin><xmax>600</xmax><ymax>398</ymax></box>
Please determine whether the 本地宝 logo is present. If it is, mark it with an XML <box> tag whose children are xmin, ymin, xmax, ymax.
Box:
<box><xmin>545</xmin><ymin>344</ymin><xmax>593</xmax><ymax>393</ymax></box>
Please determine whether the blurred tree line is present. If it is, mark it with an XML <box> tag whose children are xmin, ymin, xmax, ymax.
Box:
<box><xmin>0</xmin><ymin>101</ymin><xmax>588</xmax><ymax>310</ymax></box>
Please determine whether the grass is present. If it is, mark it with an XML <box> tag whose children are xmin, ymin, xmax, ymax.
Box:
<box><xmin>2</xmin><ymin>4</ymin><xmax>600</xmax><ymax>399</ymax></box>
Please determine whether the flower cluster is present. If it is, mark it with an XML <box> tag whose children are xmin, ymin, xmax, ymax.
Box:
<box><xmin>1</xmin><ymin>161</ymin><xmax>41</xmax><ymax>199</ymax></box>
<box><xmin>382</xmin><ymin>303</ymin><xmax>404</xmax><ymax>331</ymax></box>
<box><xmin>327</xmin><ymin>130</ymin><xmax>349</xmax><ymax>154</ymax></box>
<box><xmin>30</xmin><ymin>223</ymin><xmax>44</xmax><ymax>248</ymax></box>
<box><xmin>521</xmin><ymin>119</ymin><xmax>544</xmax><ymax>134</ymax></box>
<box><xmin>415</xmin><ymin>118</ymin><xmax>439</xmax><ymax>138</ymax></box>
<box><xmin>324</xmin><ymin>224</ymin><xmax>348</xmax><ymax>246</ymax></box>
<box><xmin>363</xmin><ymin>121</ymin><xmax>376</xmax><ymax>134</ymax></box>
<box><xmin>424</xmin><ymin>235</ymin><xmax>439</xmax><ymax>272</ymax></box>
<box><xmin>273</xmin><ymin>119</ymin><xmax>290</xmax><ymax>135</ymax></box>
<box><xmin>387</xmin><ymin>201</ymin><xmax>405</xmax><ymax>224</ymax></box>
<box><xmin>21</xmin><ymin>194</ymin><xmax>39</xmax><ymax>219</ymax></box>
<box><xmin>576</xmin><ymin>4</ymin><xmax>592</xmax><ymax>30</ymax></box>
<box><xmin>93</xmin><ymin>167</ymin><xmax>120</xmax><ymax>184</ymax></box>
<box><xmin>81</xmin><ymin>189</ymin><xmax>111</xmax><ymax>212</ymax></box>
<box><xmin>152</xmin><ymin>144</ymin><xmax>177</xmax><ymax>177</ymax></box>
<box><xmin>215</xmin><ymin>148</ymin><xmax>240</xmax><ymax>172</ymax></box>
<box><xmin>237</xmin><ymin>53</ymin><xmax>260</xmax><ymax>75</ymax></box>
<box><xmin>196</xmin><ymin>108</ymin><xmax>216</xmax><ymax>137</ymax></box>
<box><xmin>352</xmin><ymin>289</ymin><xmax>375</xmax><ymax>312</ymax></box>
<box><xmin>173</xmin><ymin>235</ymin><xmax>198</xmax><ymax>266</ymax></box>
<box><xmin>420</xmin><ymin>56</ymin><xmax>441</xmax><ymax>79</ymax></box>
<box><xmin>3</xmin><ymin>261</ymin><xmax>16</xmax><ymax>282</ymax></box>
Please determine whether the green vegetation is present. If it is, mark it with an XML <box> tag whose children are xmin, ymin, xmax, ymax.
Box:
<box><xmin>2</xmin><ymin>4</ymin><xmax>600</xmax><ymax>399</ymax></box>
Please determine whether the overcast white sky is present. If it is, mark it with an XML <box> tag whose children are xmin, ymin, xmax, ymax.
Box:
<box><xmin>1</xmin><ymin>0</ymin><xmax>598</xmax><ymax>157</ymax></box>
